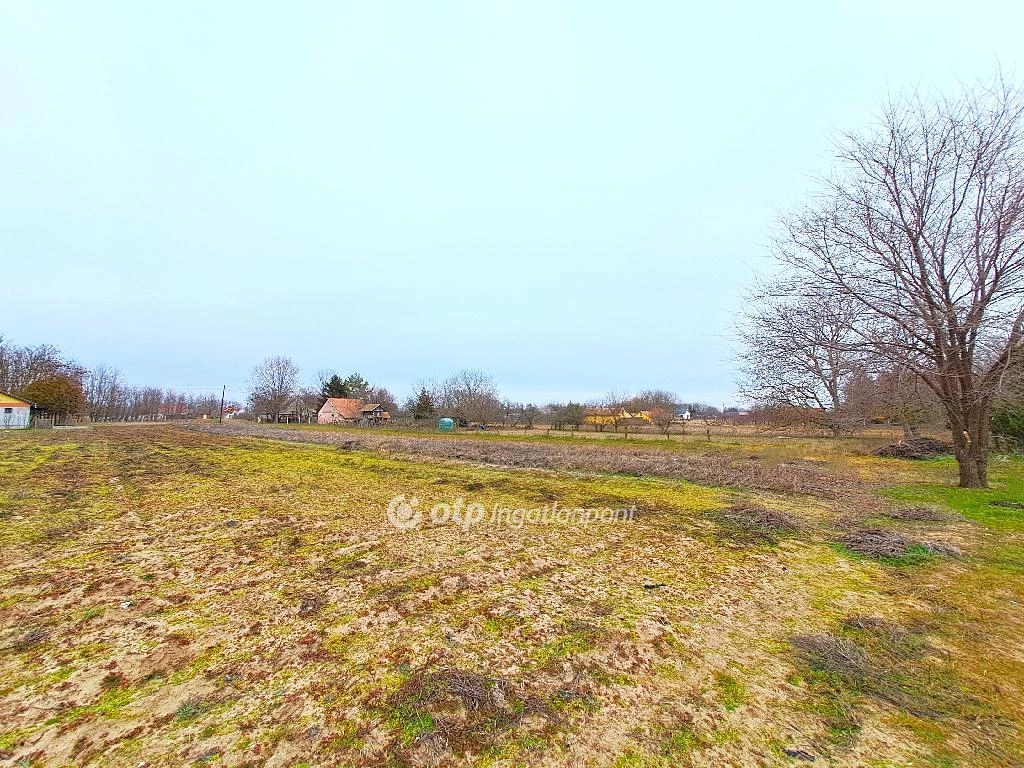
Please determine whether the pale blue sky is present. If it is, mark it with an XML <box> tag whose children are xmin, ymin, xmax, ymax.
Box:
<box><xmin>2</xmin><ymin>2</ymin><xmax>1021</xmax><ymax>406</ymax></box>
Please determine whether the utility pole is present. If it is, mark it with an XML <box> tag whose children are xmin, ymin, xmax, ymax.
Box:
<box><xmin>219</xmin><ymin>385</ymin><xmax>226</xmax><ymax>425</ymax></box>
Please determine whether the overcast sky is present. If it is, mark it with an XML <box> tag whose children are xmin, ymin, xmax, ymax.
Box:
<box><xmin>2</xmin><ymin>2</ymin><xmax>1022</xmax><ymax>406</ymax></box>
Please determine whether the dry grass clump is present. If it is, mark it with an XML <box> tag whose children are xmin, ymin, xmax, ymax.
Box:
<box><xmin>714</xmin><ymin>500</ymin><xmax>801</xmax><ymax>543</ymax></box>
<box><xmin>990</xmin><ymin>499</ymin><xmax>1024</xmax><ymax>510</ymax></box>
<box><xmin>885</xmin><ymin>505</ymin><xmax>953</xmax><ymax>522</ymax></box>
<box><xmin>837</xmin><ymin>529</ymin><xmax>961</xmax><ymax>561</ymax></box>
<box><xmin>792</xmin><ymin>633</ymin><xmax>869</xmax><ymax>677</ymax></box>
<box><xmin>9</xmin><ymin>627</ymin><xmax>48</xmax><ymax>652</ymax></box>
<box><xmin>839</xmin><ymin>529</ymin><xmax>915</xmax><ymax>559</ymax></box>
<box><xmin>297</xmin><ymin>593</ymin><xmax>327</xmax><ymax>616</ymax></box>
<box><xmin>842</xmin><ymin>616</ymin><xmax>909</xmax><ymax>641</ymax></box>
<box><xmin>384</xmin><ymin>667</ymin><xmax>552</xmax><ymax>755</ymax></box>
<box><xmin>793</xmin><ymin>620</ymin><xmax>985</xmax><ymax>722</ymax></box>
<box><xmin>920</xmin><ymin>540</ymin><xmax>964</xmax><ymax>557</ymax></box>
<box><xmin>872</xmin><ymin>437</ymin><xmax>953</xmax><ymax>459</ymax></box>
<box><xmin>791</xmin><ymin>622</ymin><xmax>1012</xmax><ymax>763</ymax></box>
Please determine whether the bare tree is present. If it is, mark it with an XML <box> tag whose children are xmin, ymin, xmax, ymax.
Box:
<box><xmin>522</xmin><ymin>403</ymin><xmax>541</xmax><ymax>429</ymax></box>
<box><xmin>844</xmin><ymin>363</ymin><xmax>942</xmax><ymax>439</ymax></box>
<box><xmin>590</xmin><ymin>392</ymin><xmax>627</xmax><ymax>433</ymax></box>
<box><xmin>83</xmin><ymin>366</ymin><xmax>125</xmax><ymax>421</ymax></box>
<box><xmin>365</xmin><ymin>385</ymin><xmax>398</xmax><ymax>414</ymax></box>
<box><xmin>133</xmin><ymin>387</ymin><xmax>165</xmax><ymax>421</ymax></box>
<box><xmin>439</xmin><ymin>369</ymin><xmax>501</xmax><ymax>424</ymax></box>
<box><xmin>0</xmin><ymin>336</ymin><xmax>84</xmax><ymax>395</ymax></box>
<box><xmin>547</xmin><ymin>402</ymin><xmax>586</xmax><ymax>431</ymax></box>
<box><xmin>501</xmin><ymin>400</ymin><xmax>523</xmax><ymax>427</ymax></box>
<box><xmin>632</xmin><ymin>389</ymin><xmax>681</xmax><ymax>437</ymax></box>
<box><xmin>249</xmin><ymin>356</ymin><xmax>300</xmax><ymax>423</ymax></box>
<box><xmin>775</xmin><ymin>76</ymin><xmax>1024</xmax><ymax>485</ymax></box>
<box><xmin>188</xmin><ymin>392</ymin><xmax>224</xmax><ymax>419</ymax></box>
<box><xmin>737</xmin><ymin>282</ymin><xmax>865</xmax><ymax>435</ymax></box>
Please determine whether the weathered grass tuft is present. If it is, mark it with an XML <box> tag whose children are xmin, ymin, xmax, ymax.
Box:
<box><xmin>9</xmin><ymin>628</ymin><xmax>48</xmax><ymax>652</ymax></box>
<box><xmin>885</xmin><ymin>505</ymin><xmax>954</xmax><ymax>522</ymax></box>
<box><xmin>384</xmin><ymin>666</ymin><xmax>553</xmax><ymax>755</ymax></box>
<box><xmin>792</xmin><ymin>633</ymin><xmax>869</xmax><ymax>677</ymax></box>
<box><xmin>715</xmin><ymin>500</ymin><xmax>800</xmax><ymax>543</ymax></box>
<box><xmin>837</xmin><ymin>528</ymin><xmax>961</xmax><ymax>562</ymax></box>
<box><xmin>792</xmin><ymin>619</ymin><xmax>994</xmax><ymax>747</ymax></box>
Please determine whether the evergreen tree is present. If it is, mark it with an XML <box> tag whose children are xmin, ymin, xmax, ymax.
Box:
<box><xmin>343</xmin><ymin>373</ymin><xmax>370</xmax><ymax>400</ymax></box>
<box><xmin>321</xmin><ymin>374</ymin><xmax>350</xmax><ymax>399</ymax></box>
<box><xmin>411</xmin><ymin>387</ymin><xmax>436</xmax><ymax>421</ymax></box>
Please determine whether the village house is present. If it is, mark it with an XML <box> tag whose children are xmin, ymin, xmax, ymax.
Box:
<box><xmin>583</xmin><ymin>408</ymin><xmax>652</xmax><ymax>427</ymax></box>
<box><xmin>157</xmin><ymin>402</ymin><xmax>190</xmax><ymax>421</ymax></box>
<box><xmin>318</xmin><ymin>398</ymin><xmax>391</xmax><ymax>425</ymax></box>
<box><xmin>272</xmin><ymin>396</ymin><xmax>319</xmax><ymax>424</ymax></box>
<box><xmin>0</xmin><ymin>392</ymin><xmax>33</xmax><ymax>429</ymax></box>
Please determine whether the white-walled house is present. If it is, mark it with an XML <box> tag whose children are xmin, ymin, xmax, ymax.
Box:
<box><xmin>0</xmin><ymin>392</ymin><xmax>32</xmax><ymax>429</ymax></box>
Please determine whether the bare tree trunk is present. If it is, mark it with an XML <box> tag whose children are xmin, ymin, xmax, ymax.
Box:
<box><xmin>949</xmin><ymin>402</ymin><xmax>990</xmax><ymax>488</ymax></box>
<box><xmin>901</xmin><ymin>422</ymin><xmax>918</xmax><ymax>441</ymax></box>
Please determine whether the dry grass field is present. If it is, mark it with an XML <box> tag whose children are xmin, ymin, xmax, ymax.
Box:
<box><xmin>1</xmin><ymin>425</ymin><xmax>1022</xmax><ymax>767</ymax></box>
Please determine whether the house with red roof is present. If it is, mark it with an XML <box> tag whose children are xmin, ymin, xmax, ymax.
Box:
<box><xmin>318</xmin><ymin>398</ymin><xmax>390</xmax><ymax>425</ymax></box>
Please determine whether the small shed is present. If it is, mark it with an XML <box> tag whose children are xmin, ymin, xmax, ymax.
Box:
<box><xmin>438</xmin><ymin>417</ymin><xmax>456</xmax><ymax>432</ymax></box>
<box><xmin>0</xmin><ymin>392</ymin><xmax>33</xmax><ymax>429</ymax></box>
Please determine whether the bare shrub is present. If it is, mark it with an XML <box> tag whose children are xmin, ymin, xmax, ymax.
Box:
<box><xmin>919</xmin><ymin>540</ymin><xmax>963</xmax><ymax>558</ymax></box>
<box><xmin>838</xmin><ymin>528</ymin><xmax>916</xmax><ymax>559</ymax></box>
<box><xmin>714</xmin><ymin>500</ymin><xmax>801</xmax><ymax>543</ymax></box>
<box><xmin>885</xmin><ymin>506</ymin><xmax>952</xmax><ymax>522</ymax></box>
<box><xmin>839</xmin><ymin>528</ymin><xmax>962</xmax><ymax>560</ymax></box>
<box><xmin>841</xmin><ymin>616</ymin><xmax>932</xmax><ymax>663</ymax></box>
<box><xmin>720</xmin><ymin>501</ymin><xmax>800</xmax><ymax>533</ymax></box>
<box><xmin>842</xmin><ymin>616</ymin><xmax>912</xmax><ymax>648</ymax></box>
<box><xmin>872</xmin><ymin>438</ymin><xmax>953</xmax><ymax>460</ymax></box>
<box><xmin>793</xmin><ymin>623</ymin><xmax>980</xmax><ymax>722</ymax></box>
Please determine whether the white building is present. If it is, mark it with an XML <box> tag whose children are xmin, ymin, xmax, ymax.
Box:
<box><xmin>0</xmin><ymin>392</ymin><xmax>32</xmax><ymax>429</ymax></box>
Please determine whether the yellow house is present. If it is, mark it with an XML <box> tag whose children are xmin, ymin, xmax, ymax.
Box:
<box><xmin>584</xmin><ymin>408</ymin><xmax>652</xmax><ymax>426</ymax></box>
<box><xmin>0</xmin><ymin>392</ymin><xmax>33</xmax><ymax>429</ymax></box>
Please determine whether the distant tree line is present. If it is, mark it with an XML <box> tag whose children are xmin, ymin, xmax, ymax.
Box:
<box><xmin>0</xmin><ymin>336</ymin><xmax>234</xmax><ymax>423</ymax></box>
<box><xmin>84</xmin><ymin>367</ymin><xmax>234</xmax><ymax>421</ymax></box>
